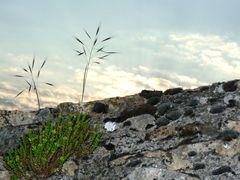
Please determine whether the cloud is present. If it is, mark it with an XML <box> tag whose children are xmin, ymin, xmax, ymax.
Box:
<box><xmin>131</xmin><ymin>32</ymin><xmax>240</xmax><ymax>83</ymax></box>
<box><xmin>1</xmin><ymin>32</ymin><xmax>240</xmax><ymax>111</ymax></box>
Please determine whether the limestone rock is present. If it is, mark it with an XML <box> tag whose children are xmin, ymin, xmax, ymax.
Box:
<box><xmin>0</xmin><ymin>79</ymin><xmax>240</xmax><ymax>179</ymax></box>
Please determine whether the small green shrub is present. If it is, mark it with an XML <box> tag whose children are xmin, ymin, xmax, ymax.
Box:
<box><xmin>3</xmin><ymin>114</ymin><xmax>100</xmax><ymax>179</ymax></box>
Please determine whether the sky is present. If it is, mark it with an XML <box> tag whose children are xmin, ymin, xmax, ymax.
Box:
<box><xmin>0</xmin><ymin>0</ymin><xmax>240</xmax><ymax>110</ymax></box>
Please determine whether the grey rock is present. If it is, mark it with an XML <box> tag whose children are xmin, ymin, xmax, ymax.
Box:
<box><xmin>193</xmin><ymin>163</ymin><xmax>206</xmax><ymax>170</ymax></box>
<box><xmin>156</xmin><ymin>102</ymin><xmax>172</xmax><ymax>116</ymax></box>
<box><xmin>184</xmin><ymin>108</ymin><xmax>194</xmax><ymax>116</ymax></box>
<box><xmin>164</xmin><ymin>87</ymin><xmax>183</xmax><ymax>95</ymax></box>
<box><xmin>218</xmin><ymin>129</ymin><xmax>239</xmax><ymax>141</ymax></box>
<box><xmin>139</xmin><ymin>90</ymin><xmax>162</xmax><ymax>99</ymax></box>
<box><xmin>155</xmin><ymin>116</ymin><xmax>170</xmax><ymax>127</ymax></box>
<box><xmin>165</xmin><ymin>110</ymin><xmax>182</xmax><ymax>120</ymax></box>
<box><xmin>187</xmin><ymin>99</ymin><xmax>199</xmax><ymax>106</ymax></box>
<box><xmin>146</xmin><ymin>96</ymin><xmax>160</xmax><ymax>105</ymax></box>
<box><xmin>92</xmin><ymin>102</ymin><xmax>108</xmax><ymax>113</ymax></box>
<box><xmin>123</xmin><ymin>114</ymin><xmax>156</xmax><ymax>132</ymax></box>
<box><xmin>209</xmin><ymin>104</ymin><xmax>225</xmax><ymax>114</ymax></box>
<box><xmin>0</xmin><ymin>79</ymin><xmax>240</xmax><ymax>180</ymax></box>
<box><xmin>222</xmin><ymin>80</ymin><xmax>238</xmax><ymax>92</ymax></box>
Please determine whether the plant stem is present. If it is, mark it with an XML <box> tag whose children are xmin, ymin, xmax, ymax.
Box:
<box><xmin>80</xmin><ymin>42</ymin><xmax>95</xmax><ymax>103</ymax></box>
<box><xmin>31</xmin><ymin>72</ymin><xmax>40</xmax><ymax>110</ymax></box>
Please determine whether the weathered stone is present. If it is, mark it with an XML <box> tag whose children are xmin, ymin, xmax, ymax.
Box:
<box><xmin>164</xmin><ymin>87</ymin><xmax>183</xmax><ymax>95</ymax></box>
<box><xmin>155</xmin><ymin>116</ymin><xmax>170</xmax><ymax>127</ymax></box>
<box><xmin>146</xmin><ymin>126</ymin><xmax>177</xmax><ymax>141</ymax></box>
<box><xmin>209</xmin><ymin>104</ymin><xmax>225</xmax><ymax>114</ymax></box>
<box><xmin>125</xmin><ymin>167</ymin><xmax>194</xmax><ymax>180</ymax></box>
<box><xmin>218</xmin><ymin>129</ymin><xmax>239</xmax><ymax>141</ymax></box>
<box><xmin>193</xmin><ymin>163</ymin><xmax>206</xmax><ymax>170</ymax></box>
<box><xmin>211</xmin><ymin>165</ymin><xmax>233</xmax><ymax>175</ymax></box>
<box><xmin>188</xmin><ymin>151</ymin><xmax>197</xmax><ymax>157</ymax></box>
<box><xmin>57</xmin><ymin>102</ymin><xmax>83</xmax><ymax>115</ymax></box>
<box><xmin>92</xmin><ymin>102</ymin><xmax>108</xmax><ymax>113</ymax></box>
<box><xmin>215</xmin><ymin>139</ymin><xmax>240</xmax><ymax>156</ymax></box>
<box><xmin>0</xmin><ymin>110</ymin><xmax>36</xmax><ymax>127</ymax></box>
<box><xmin>139</xmin><ymin>90</ymin><xmax>162</xmax><ymax>99</ymax></box>
<box><xmin>146</xmin><ymin>96</ymin><xmax>160</xmax><ymax>105</ymax></box>
<box><xmin>165</xmin><ymin>110</ymin><xmax>182</xmax><ymax>120</ymax></box>
<box><xmin>0</xmin><ymin>171</ymin><xmax>11</xmax><ymax>180</ymax></box>
<box><xmin>123</xmin><ymin>114</ymin><xmax>156</xmax><ymax>132</ymax></box>
<box><xmin>117</xmin><ymin>104</ymin><xmax>157</xmax><ymax>123</ymax></box>
<box><xmin>222</xmin><ymin>80</ymin><xmax>238</xmax><ymax>92</ymax></box>
<box><xmin>61</xmin><ymin>160</ymin><xmax>78</xmax><ymax>176</ymax></box>
<box><xmin>187</xmin><ymin>99</ymin><xmax>199</xmax><ymax>107</ymax></box>
<box><xmin>184</xmin><ymin>108</ymin><xmax>194</xmax><ymax>116</ymax></box>
<box><xmin>156</xmin><ymin>102</ymin><xmax>172</xmax><ymax>116</ymax></box>
<box><xmin>0</xmin><ymin>79</ymin><xmax>239</xmax><ymax>180</ymax></box>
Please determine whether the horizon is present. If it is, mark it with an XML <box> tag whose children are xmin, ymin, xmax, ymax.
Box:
<box><xmin>0</xmin><ymin>0</ymin><xmax>240</xmax><ymax>110</ymax></box>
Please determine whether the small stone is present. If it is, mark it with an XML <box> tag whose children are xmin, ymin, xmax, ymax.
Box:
<box><xmin>156</xmin><ymin>103</ymin><xmax>172</xmax><ymax>116</ymax></box>
<box><xmin>222</xmin><ymin>80</ymin><xmax>238</xmax><ymax>92</ymax></box>
<box><xmin>139</xmin><ymin>90</ymin><xmax>163</xmax><ymax>99</ymax></box>
<box><xmin>156</xmin><ymin>116</ymin><xmax>170</xmax><ymax>127</ymax></box>
<box><xmin>125</xmin><ymin>114</ymin><xmax>156</xmax><ymax>132</ymax></box>
<box><xmin>218</xmin><ymin>129</ymin><xmax>239</xmax><ymax>141</ymax></box>
<box><xmin>188</xmin><ymin>151</ymin><xmax>197</xmax><ymax>157</ymax></box>
<box><xmin>62</xmin><ymin>160</ymin><xmax>78</xmax><ymax>176</ymax></box>
<box><xmin>146</xmin><ymin>96</ymin><xmax>160</xmax><ymax>105</ymax></box>
<box><xmin>212</xmin><ymin>165</ymin><xmax>232</xmax><ymax>175</ymax></box>
<box><xmin>103</xmin><ymin>143</ymin><xmax>115</xmax><ymax>151</ymax></box>
<box><xmin>184</xmin><ymin>108</ymin><xmax>194</xmax><ymax>116</ymax></box>
<box><xmin>104</xmin><ymin>122</ymin><xmax>117</xmax><ymax>132</ymax></box>
<box><xmin>0</xmin><ymin>171</ymin><xmax>11</xmax><ymax>180</ymax></box>
<box><xmin>227</xmin><ymin>99</ymin><xmax>236</xmax><ymax>108</ymax></box>
<box><xmin>164</xmin><ymin>88</ymin><xmax>183</xmax><ymax>95</ymax></box>
<box><xmin>126</xmin><ymin>159</ymin><xmax>142</xmax><ymax>167</ymax></box>
<box><xmin>207</xmin><ymin>98</ymin><xmax>218</xmax><ymax>104</ymax></box>
<box><xmin>165</xmin><ymin>110</ymin><xmax>182</xmax><ymax>120</ymax></box>
<box><xmin>187</xmin><ymin>99</ymin><xmax>199</xmax><ymax>107</ymax></box>
<box><xmin>174</xmin><ymin>99</ymin><xmax>182</xmax><ymax>104</ymax></box>
<box><xmin>209</xmin><ymin>105</ymin><xmax>225</xmax><ymax>114</ymax></box>
<box><xmin>193</xmin><ymin>163</ymin><xmax>206</xmax><ymax>170</ymax></box>
<box><xmin>199</xmin><ymin>86</ymin><xmax>209</xmax><ymax>91</ymax></box>
<box><xmin>92</xmin><ymin>102</ymin><xmax>108</xmax><ymax>113</ymax></box>
<box><xmin>123</xmin><ymin>121</ymin><xmax>131</xmax><ymax>127</ymax></box>
<box><xmin>118</xmin><ymin>104</ymin><xmax>157</xmax><ymax>123</ymax></box>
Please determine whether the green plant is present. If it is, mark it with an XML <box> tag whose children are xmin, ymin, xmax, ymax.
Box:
<box><xmin>3</xmin><ymin>114</ymin><xmax>100</xmax><ymax>179</ymax></box>
<box><xmin>75</xmin><ymin>24</ymin><xmax>117</xmax><ymax>103</ymax></box>
<box><xmin>14</xmin><ymin>56</ymin><xmax>53</xmax><ymax>110</ymax></box>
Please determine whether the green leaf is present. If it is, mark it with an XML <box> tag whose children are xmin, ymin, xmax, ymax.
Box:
<box><xmin>45</xmin><ymin>82</ymin><xmax>54</xmax><ymax>86</ymax></box>
<box><xmin>32</xmin><ymin>56</ymin><xmax>35</xmax><ymax>69</ymax></box>
<box><xmin>96</xmin><ymin>47</ymin><xmax>104</xmax><ymax>53</ymax></box>
<box><xmin>93</xmin><ymin>38</ymin><xmax>98</xmax><ymax>46</ymax></box>
<box><xmin>95</xmin><ymin>23</ymin><xmax>101</xmax><ymax>36</ymax></box>
<box><xmin>75</xmin><ymin>50</ymin><xmax>85</xmax><ymax>56</ymax></box>
<box><xmin>102</xmin><ymin>36</ymin><xmax>112</xmax><ymax>42</ymax></box>
<box><xmin>15</xmin><ymin>90</ymin><xmax>25</xmax><ymax>98</ymax></box>
<box><xmin>75</xmin><ymin>37</ymin><xmax>84</xmax><ymax>45</ymax></box>
<box><xmin>83</xmin><ymin>29</ymin><xmax>91</xmax><ymax>39</ymax></box>
<box><xmin>23</xmin><ymin>68</ymin><xmax>28</xmax><ymax>72</ymax></box>
<box><xmin>40</xmin><ymin>59</ymin><xmax>47</xmax><ymax>70</ymax></box>
<box><xmin>13</xmin><ymin>75</ymin><xmax>24</xmax><ymax>77</ymax></box>
<box><xmin>98</xmin><ymin>54</ymin><xmax>109</xmax><ymax>60</ymax></box>
<box><xmin>28</xmin><ymin>64</ymin><xmax>32</xmax><ymax>74</ymax></box>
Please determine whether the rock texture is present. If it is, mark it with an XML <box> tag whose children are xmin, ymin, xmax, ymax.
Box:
<box><xmin>0</xmin><ymin>79</ymin><xmax>240</xmax><ymax>179</ymax></box>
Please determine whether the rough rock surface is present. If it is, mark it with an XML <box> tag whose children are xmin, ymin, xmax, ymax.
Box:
<box><xmin>0</xmin><ymin>79</ymin><xmax>240</xmax><ymax>179</ymax></box>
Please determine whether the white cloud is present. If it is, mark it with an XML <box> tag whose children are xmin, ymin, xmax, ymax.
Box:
<box><xmin>1</xmin><ymin>32</ymin><xmax>240</xmax><ymax>111</ymax></box>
